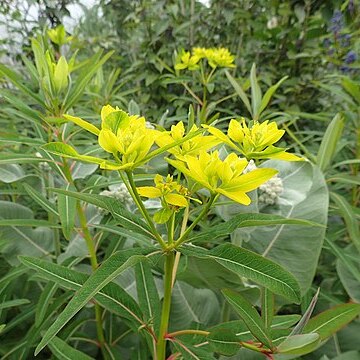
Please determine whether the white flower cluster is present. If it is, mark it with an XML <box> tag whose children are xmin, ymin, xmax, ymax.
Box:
<box><xmin>35</xmin><ymin>152</ymin><xmax>51</xmax><ymax>172</ymax></box>
<box><xmin>258</xmin><ymin>175</ymin><xmax>283</xmax><ymax>205</ymax></box>
<box><xmin>99</xmin><ymin>184</ymin><xmax>134</xmax><ymax>214</ymax></box>
<box><xmin>244</xmin><ymin>160</ymin><xmax>283</xmax><ymax>205</ymax></box>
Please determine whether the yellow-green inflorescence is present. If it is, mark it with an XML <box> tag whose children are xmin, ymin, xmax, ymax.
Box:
<box><xmin>175</xmin><ymin>47</ymin><xmax>236</xmax><ymax>71</ymax></box>
<box><xmin>43</xmin><ymin>104</ymin><xmax>303</xmax><ymax>216</ymax></box>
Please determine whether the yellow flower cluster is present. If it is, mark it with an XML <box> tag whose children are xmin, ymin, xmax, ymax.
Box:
<box><xmin>175</xmin><ymin>47</ymin><xmax>235</xmax><ymax>71</ymax></box>
<box><xmin>43</xmin><ymin>104</ymin><xmax>302</xmax><ymax>208</ymax></box>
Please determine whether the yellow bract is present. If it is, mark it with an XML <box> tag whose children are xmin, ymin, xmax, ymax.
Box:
<box><xmin>137</xmin><ymin>174</ymin><xmax>189</xmax><ymax>208</ymax></box>
<box><xmin>205</xmin><ymin>119</ymin><xmax>303</xmax><ymax>161</ymax></box>
<box><xmin>174</xmin><ymin>50</ymin><xmax>201</xmax><ymax>71</ymax></box>
<box><xmin>155</xmin><ymin>121</ymin><xmax>219</xmax><ymax>160</ymax></box>
<box><xmin>206</xmin><ymin>48</ymin><xmax>236</xmax><ymax>69</ymax></box>
<box><xmin>61</xmin><ymin>104</ymin><xmax>158</xmax><ymax>170</ymax></box>
<box><xmin>167</xmin><ymin>151</ymin><xmax>278</xmax><ymax>205</ymax></box>
<box><xmin>175</xmin><ymin>47</ymin><xmax>235</xmax><ymax>71</ymax></box>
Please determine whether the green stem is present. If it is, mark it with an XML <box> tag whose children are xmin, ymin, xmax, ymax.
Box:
<box><xmin>125</xmin><ymin>171</ymin><xmax>167</xmax><ymax>249</ymax></box>
<box><xmin>166</xmin><ymin>329</ymin><xmax>209</xmax><ymax>338</ymax></box>
<box><xmin>156</xmin><ymin>251</ymin><xmax>175</xmax><ymax>360</ymax></box>
<box><xmin>172</xmin><ymin>194</ymin><xmax>217</xmax><ymax>248</ymax></box>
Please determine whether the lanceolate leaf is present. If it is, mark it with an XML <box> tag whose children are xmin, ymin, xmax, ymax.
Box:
<box><xmin>316</xmin><ymin>113</ymin><xmax>344</xmax><ymax>172</ymax></box>
<box><xmin>276</xmin><ymin>333</ymin><xmax>320</xmax><ymax>355</ymax></box>
<box><xmin>135</xmin><ymin>260</ymin><xmax>161</xmax><ymax>333</ymax></box>
<box><xmin>187</xmin><ymin>213</ymin><xmax>319</xmax><ymax>244</ymax></box>
<box><xmin>207</xmin><ymin>329</ymin><xmax>241</xmax><ymax>356</ymax></box>
<box><xmin>257</xmin><ymin>76</ymin><xmax>288</xmax><ymax>118</ymax></box>
<box><xmin>222</xmin><ymin>289</ymin><xmax>273</xmax><ymax>349</ymax></box>
<box><xmin>49</xmin><ymin>336</ymin><xmax>94</xmax><ymax>360</ymax></box>
<box><xmin>23</xmin><ymin>184</ymin><xmax>58</xmax><ymax>217</ymax></box>
<box><xmin>31</xmin><ymin>248</ymin><xmax>154</xmax><ymax>355</ymax></box>
<box><xmin>303</xmin><ymin>303</ymin><xmax>360</xmax><ymax>340</ymax></box>
<box><xmin>19</xmin><ymin>254</ymin><xmax>145</xmax><ymax>326</ymax></box>
<box><xmin>181</xmin><ymin>244</ymin><xmax>301</xmax><ymax>303</ymax></box>
<box><xmin>331</xmin><ymin>192</ymin><xmax>360</xmax><ymax>253</ymax></box>
<box><xmin>50</xmin><ymin>188</ymin><xmax>155</xmax><ymax>240</ymax></box>
<box><xmin>57</xmin><ymin>184</ymin><xmax>77</xmax><ymax>240</ymax></box>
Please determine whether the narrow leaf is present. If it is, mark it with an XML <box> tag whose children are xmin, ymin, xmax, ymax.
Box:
<box><xmin>222</xmin><ymin>289</ymin><xmax>273</xmax><ymax>348</ymax></box>
<box><xmin>303</xmin><ymin>303</ymin><xmax>360</xmax><ymax>340</ymax></box>
<box><xmin>57</xmin><ymin>184</ymin><xmax>77</xmax><ymax>240</ymax></box>
<box><xmin>135</xmin><ymin>260</ymin><xmax>161</xmax><ymax>333</ymax></box>
<box><xmin>225</xmin><ymin>70</ymin><xmax>252</xmax><ymax>116</ymax></box>
<box><xmin>23</xmin><ymin>184</ymin><xmax>58</xmax><ymax>217</ymax></box>
<box><xmin>33</xmin><ymin>248</ymin><xmax>151</xmax><ymax>355</ymax></box>
<box><xmin>182</xmin><ymin>244</ymin><xmax>301</xmax><ymax>303</ymax></box>
<box><xmin>331</xmin><ymin>192</ymin><xmax>360</xmax><ymax>253</ymax></box>
<box><xmin>50</xmin><ymin>188</ymin><xmax>155</xmax><ymax>239</ymax></box>
<box><xmin>257</xmin><ymin>76</ymin><xmax>288</xmax><ymax>119</ymax></box>
<box><xmin>316</xmin><ymin>114</ymin><xmax>344</xmax><ymax>171</ymax></box>
<box><xmin>188</xmin><ymin>213</ymin><xmax>319</xmax><ymax>244</ymax></box>
<box><xmin>207</xmin><ymin>329</ymin><xmax>241</xmax><ymax>356</ymax></box>
<box><xmin>49</xmin><ymin>336</ymin><xmax>94</xmax><ymax>360</ymax></box>
<box><xmin>277</xmin><ymin>333</ymin><xmax>320</xmax><ymax>355</ymax></box>
<box><xmin>0</xmin><ymin>299</ymin><xmax>30</xmax><ymax>310</ymax></box>
<box><xmin>250</xmin><ymin>63</ymin><xmax>262</xmax><ymax>120</ymax></box>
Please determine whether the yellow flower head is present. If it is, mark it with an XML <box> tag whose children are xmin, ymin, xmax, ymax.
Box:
<box><xmin>98</xmin><ymin>105</ymin><xmax>157</xmax><ymax>168</ymax></box>
<box><xmin>206</xmin><ymin>48</ymin><xmax>235</xmax><ymax>69</ymax></box>
<box><xmin>192</xmin><ymin>47</ymin><xmax>207</xmax><ymax>59</ymax></box>
<box><xmin>175</xmin><ymin>50</ymin><xmax>201</xmax><ymax>71</ymax></box>
<box><xmin>56</xmin><ymin>104</ymin><xmax>158</xmax><ymax>170</ymax></box>
<box><xmin>137</xmin><ymin>174</ymin><xmax>189</xmax><ymax>208</ymax></box>
<box><xmin>155</xmin><ymin>121</ymin><xmax>220</xmax><ymax>160</ymax></box>
<box><xmin>167</xmin><ymin>151</ymin><xmax>278</xmax><ymax>205</ymax></box>
<box><xmin>205</xmin><ymin>119</ymin><xmax>303</xmax><ymax>161</ymax></box>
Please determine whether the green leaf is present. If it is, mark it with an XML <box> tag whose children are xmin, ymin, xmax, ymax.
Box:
<box><xmin>289</xmin><ymin>287</ymin><xmax>320</xmax><ymax>336</ymax></box>
<box><xmin>32</xmin><ymin>248</ymin><xmax>152</xmax><ymax>355</ymax></box>
<box><xmin>23</xmin><ymin>184</ymin><xmax>58</xmax><ymax>217</ymax></box>
<box><xmin>182</xmin><ymin>244</ymin><xmax>301</xmax><ymax>303</ymax></box>
<box><xmin>0</xmin><ymin>299</ymin><xmax>30</xmax><ymax>310</ymax></box>
<box><xmin>331</xmin><ymin>192</ymin><xmax>360</xmax><ymax>253</ymax></box>
<box><xmin>341</xmin><ymin>77</ymin><xmax>360</xmax><ymax>105</ymax></box>
<box><xmin>250</xmin><ymin>63</ymin><xmax>262</xmax><ymax>120</ymax></box>
<box><xmin>245</xmin><ymin>160</ymin><xmax>328</xmax><ymax>294</ymax></box>
<box><xmin>225</xmin><ymin>70</ymin><xmax>252</xmax><ymax>116</ymax></box>
<box><xmin>57</xmin><ymin>184</ymin><xmax>77</xmax><ymax>240</ymax></box>
<box><xmin>0</xmin><ymin>164</ymin><xmax>26</xmax><ymax>183</ymax></box>
<box><xmin>207</xmin><ymin>329</ymin><xmax>241</xmax><ymax>356</ymax></box>
<box><xmin>170</xmin><ymin>281</ymin><xmax>220</xmax><ymax>330</ymax></box>
<box><xmin>327</xmin><ymin>174</ymin><xmax>360</xmax><ymax>186</ymax></box>
<box><xmin>222</xmin><ymin>289</ymin><xmax>273</xmax><ymax>348</ymax></box>
<box><xmin>188</xmin><ymin>213</ymin><xmax>319</xmax><ymax>244</ymax></box>
<box><xmin>135</xmin><ymin>260</ymin><xmax>161</xmax><ymax>333</ymax></box>
<box><xmin>35</xmin><ymin>282</ymin><xmax>58</xmax><ymax>327</ymax></box>
<box><xmin>0</xmin><ymin>153</ymin><xmax>51</xmax><ymax>165</ymax></box>
<box><xmin>276</xmin><ymin>333</ymin><xmax>320</xmax><ymax>355</ymax></box>
<box><xmin>303</xmin><ymin>303</ymin><xmax>360</xmax><ymax>340</ymax></box>
<box><xmin>50</xmin><ymin>188</ymin><xmax>155</xmax><ymax>239</ymax></box>
<box><xmin>41</xmin><ymin>142</ymin><xmax>104</xmax><ymax>166</ymax></box>
<box><xmin>48</xmin><ymin>336</ymin><xmax>94</xmax><ymax>360</ymax></box>
<box><xmin>0</xmin><ymin>63</ymin><xmax>46</xmax><ymax>107</ymax></box>
<box><xmin>261</xmin><ymin>288</ymin><xmax>274</xmax><ymax>330</ymax></box>
<box><xmin>64</xmin><ymin>51</ymin><xmax>113</xmax><ymax>111</ymax></box>
<box><xmin>316</xmin><ymin>113</ymin><xmax>344</xmax><ymax>171</ymax></box>
<box><xmin>0</xmin><ymin>219</ymin><xmax>55</xmax><ymax>227</ymax></box>
<box><xmin>19</xmin><ymin>254</ymin><xmax>146</xmax><ymax>327</ymax></box>
<box><xmin>257</xmin><ymin>76</ymin><xmax>288</xmax><ymax>119</ymax></box>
